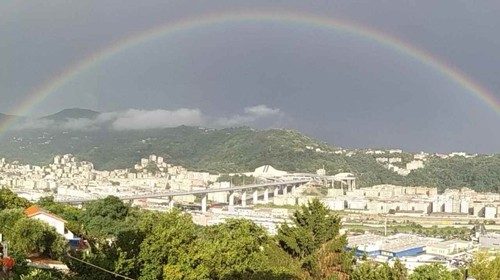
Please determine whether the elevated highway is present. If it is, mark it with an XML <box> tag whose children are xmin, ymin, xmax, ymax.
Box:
<box><xmin>58</xmin><ymin>179</ymin><xmax>311</xmax><ymax>210</ymax></box>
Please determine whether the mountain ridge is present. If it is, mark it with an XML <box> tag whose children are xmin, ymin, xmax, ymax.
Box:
<box><xmin>41</xmin><ymin>108</ymin><xmax>100</xmax><ymax>121</ymax></box>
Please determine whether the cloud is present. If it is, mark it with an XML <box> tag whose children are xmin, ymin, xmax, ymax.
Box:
<box><xmin>13</xmin><ymin>105</ymin><xmax>283</xmax><ymax>131</ymax></box>
<box><xmin>244</xmin><ymin>105</ymin><xmax>281</xmax><ymax>117</ymax></box>
<box><xmin>15</xmin><ymin>118</ymin><xmax>101</xmax><ymax>131</ymax></box>
<box><xmin>111</xmin><ymin>108</ymin><xmax>204</xmax><ymax>130</ymax></box>
<box><xmin>214</xmin><ymin>105</ymin><xmax>282</xmax><ymax>127</ymax></box>
<box><xmin>60</xmin><ymin>118</ymin><xmax>100</xmax><ymax>130</ymax></box>
<box><xmin>14</xmin><ymin>118</ymin><xmax>54</xmax><ymax>130</ymax></box>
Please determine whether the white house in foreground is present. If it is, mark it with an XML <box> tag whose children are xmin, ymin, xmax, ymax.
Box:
<box><xmin>24</xmin><ymin>205</ymin><xmax>75</xmax><ymax>240</ymax></box>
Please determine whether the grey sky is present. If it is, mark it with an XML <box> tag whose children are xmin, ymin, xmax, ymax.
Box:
<box><xmin>1</xmin><ymin>1</ymin><xmax>499</xmax><ymax>153</ymax></box>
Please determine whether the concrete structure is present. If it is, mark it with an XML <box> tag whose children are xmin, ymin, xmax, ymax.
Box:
<box><xmin>252</xmin><ymin>165</ymin><xmax>287</xmax><ymax>178</ymax></box>
<box><xmin>444</xmin><ymin>199</ymin><xmax>453</xmax><ymax>213</ymax></box>
<box><xmin>333</xmin><ymin>173</ymin><xmax>356</xmax><ymax>191</ymax></box>
<box><xmin>485</xmin><ymin>204</ymin><xmax>497</xmax><ymax>219</ymax></box>
<box><xmin>479</xmin><ymin>233</ymin><xmax>500</xmax><ymax>249</ymax></box>
<box><xmin>426</xmin><ymin>240</ymin><xmax>473</xmax><ymax>257</ymax></box>
<box><xmin>323</xmin><ymin>198</ymin><xmax>346</xmax><ymax>211</ymax></box>
<box><xmin>460</xmin><ymin>199</ymin><xmax>470</xmax><ymax>214</ymax></box>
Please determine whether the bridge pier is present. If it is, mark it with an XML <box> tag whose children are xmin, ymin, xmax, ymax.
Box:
<box><xmin>263</xmin><ymin>188</ymin><xmax>269</xmax><ymax>204</ymax></box>
<box><xmin>228</xmin><ymin>192</ymin><xmax>235</xmax><ymax>206</ymax></box>
<box><xmin>291</xmin><ymin>185</ymin><xmax>297</xmax><ymax>195</ymax></box>
<box><xmin>201</xmin><ymin>195</ymin><xmax>207</xmax><ymax>213</ymax></box>
<box><xmin>241</xmin><ymin>191</ymin><xmax>247</xmax><ymax>207</ymax></box>
<box><xmin>274</xmin><ymin>187</ymin><xmax>279</xmax><ymax>197</ymax></box>
<box><xmin>252</xmin><ymin>190</ymin><xmax>258</xmax><ymax>204</ymax></box>
<box><xmin>168</xmin><ymin>197</ymin><xmax>175</xmax><ymax>210</ymax></box>
<box><xmin>282</xmin><ymin>185</ymin><xmax>288</xmax><ymax>196</ymax></box>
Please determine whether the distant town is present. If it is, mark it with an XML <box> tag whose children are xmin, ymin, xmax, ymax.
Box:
<box><xmin>1</xmin><ymin>150</ymin><xmax>499</xmax><ymax>273</ymax></box>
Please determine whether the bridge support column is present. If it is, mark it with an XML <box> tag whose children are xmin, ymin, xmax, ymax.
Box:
<box><xmin>274</xmin><ymin>187</ymin><xmax>279</xmax><ymax>197</ymax></box>
<box><xmin>263</xmin><ymin>188</ymin><xmax>269</xmax><ymax>204</ymax></box>
<box><xmin>201</xmin><ymin>195</ymin><xmax>207</xmax><ymax>213</ymax></box>
<box><xmin>291</xmin><ymin>185</ymin><xmax>297</xmax><ymax>195</ymax></box>
<box><xmin>282</xmin><ymin>185</ymin><xmax>288</xmax><ymax>196</ymax></box>
<box><xmin>252</xmin><ymin>190</ymin><xmax>258</xmax><ymax>204</ymax></box>
<box><xmin>229</xmin><ymin>192</ymin><xmax>235</xmax><ymax>206</ymax></box>
<box><xmin>241</xmin><ymin>191</ymin><xmax>247</xmax><ymax>207</ymax></box>
<box><xmin>168</xmin><ymin>197</ymin><xmax>175</xmax><ymax>210</ymax></box>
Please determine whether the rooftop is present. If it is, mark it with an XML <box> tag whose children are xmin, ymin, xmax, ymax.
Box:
<box><xmin>24</xmin><ymin>205</ymin><xmax>67</xmax><ymax>223</ymax></box>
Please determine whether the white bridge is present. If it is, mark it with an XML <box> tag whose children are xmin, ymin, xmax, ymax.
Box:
<box><xmin>58</xmin><ymin>172</ymin><xmax>356</xmax><ymax>213</ymax></box>
<box><xmin>59</xmin><ymin>179</ymin><xmax>310</xmax><ymax>212</ymax></box>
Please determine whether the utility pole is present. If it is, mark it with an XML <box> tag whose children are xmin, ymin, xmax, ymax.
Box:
<box><xmin>0</xmin><ymin>233</ymin><xmax>7</xmax><ymax>258</ymax></box>
<box><xmin>384</xmin><ymin>216</ymin><xmax>388</xmax><ymax>236</ymax></box>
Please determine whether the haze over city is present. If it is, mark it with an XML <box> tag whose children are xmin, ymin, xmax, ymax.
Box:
<box><xmin>2</xmin><ymin>1</ymin><xmax>499</xmax><ymax>153</ymax></box>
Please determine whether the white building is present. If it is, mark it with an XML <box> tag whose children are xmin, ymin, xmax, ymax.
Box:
<box><xmin>25</xmin><ymin>205</ymin><xmax>75</xmax><ymax>240</ymax></box>
<box><xmin>484</xmin><ymin>205</ymin><xmax>497</xmax><ymax>219</ymax></box>
<box><xmin>252</xmin><ymin>165</ymin><xmax>288</xmax><ymax>178</ymax></box>
<box><xmin>426</xmin><ymin>239</ymin><xmax>474</xmax><ymax>257</ymax></box>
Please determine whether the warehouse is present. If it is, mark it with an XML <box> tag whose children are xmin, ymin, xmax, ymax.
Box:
<box><xmin>348</xmin><ymin>233</ymin><xmax>442</xmax><ymax>258</ymax></box>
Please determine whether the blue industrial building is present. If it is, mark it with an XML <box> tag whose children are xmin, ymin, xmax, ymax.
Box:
<box><xmin>350</xmin><ymin>245</ymin><xmax>425</xmax><ymax>258</ymax></box>
<box><xmin>381</xmin><ymin>246</ymin><xmax>425</xmax><ymax>258</ymax></box>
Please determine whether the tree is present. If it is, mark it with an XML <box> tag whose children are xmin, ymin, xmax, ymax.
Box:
<box><xmin>313</xmin><ymin>236</ymin><xmax>353</xmax><ymax>279</ymax></box>
<box><xmin>277</xmin><ymin>199</ymin><xmax>349</xmax><ymax>277</ymax></box>
<box><xmin>351</xmin><ymin>261</ymin><xmax>409</xmax><ymax>280</ymax></box>
<box><xmin>278</xmin><ymin>199</ymin><xmax>342</xmax><ymax>257</ymax></box>
<box><xmin>0</xmin><ymin>208</ymin><xmax>24</xmax><ymax>235</ymax></box>
<box><xmin>0</xmin><ymin>188</ymin><xmax>31</xmax><ymax>210</ymax></box>
<box><xmin>162</xmin><ymin>219</ymin><xmax>303</xmax><ymax>280</ymax></box>
<box><xmin>138</xmin><ymin>210</ymin><xmax>197</xmax><ymax>280</ymax></box>
<box><xmin>409</xmin><ymin>264</ymin><xmax>455</xmax><ymax>280</ymax></box>
<box><xmin>392</xmin><ymin>259</ymin><xmax>408</xmax><ymax>280</ymax></box>
<box><xmin>9</xmin><ymin>218</ymin><xmax>68</xmax><ymax>259</ymax></box>
<box><xmin>84</xmin><ymin>196</ymin><xmax>129</xmax><ymax>220</ymax></box>
<box><xmin>469</xmin><ymin>251</ymin><xmax>500</xmax><ymax>280</ymax></box>
<box><xmin>18</xmin><ymin>268</ymin><xmax>66</xmax><ymax>280</ymax></box>
<box><xmin>351</xmin><ymin>261</ymin><xmax>391</xmax><ymax>280</ymax></box>
<box><xmin>81</xmin><ymin>196</ymin><xmax>131</xmax><ymax>237</ymax></box>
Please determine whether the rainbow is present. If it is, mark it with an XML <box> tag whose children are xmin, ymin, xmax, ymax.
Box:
<box><xmin>1</xmin><ymin>10</ymin><xmax>498</xmax><ymax>135</ymax></box>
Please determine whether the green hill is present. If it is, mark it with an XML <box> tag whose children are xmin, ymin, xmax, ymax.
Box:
<box><xmin>0</xmin><ymin>125</ymin><xmax>498</xmax><ymax>191</ymax></box>
<box><xmin>42</xmin><ymin>108</ymin><xmax>100</xmax><ymax>121</ymax></box>
<box><xmin>0</xmin><ymin>113</ymin><xmax>19</xmax><ymax>121</ymax></box>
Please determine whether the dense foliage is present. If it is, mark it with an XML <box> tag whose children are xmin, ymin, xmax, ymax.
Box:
<box><xmin>216</xmin><ymin>174</ymin><xmax>255</xmax><ymax>186</ymax></box>
<box><xmin>405</xmin><ymin>155</ymin><xmax>500</xmax><ymax>192</ymax></box>
<box><xmin>1</xmin><ymin>192</ymin><xmax>500</xmax><ymax>279</ymax></box>
<box><xmin>0</xmin><ymin>188</ymin><xmax>31</xmax><ymax>210</ymax></box>
<box><xmin>0</xmin><ymin>195</ymin><xmax>352</xmax><ymax>279</ymax></box>
<box><xmin>351</xmin><ymin>260</ymin><xmax>408</xmax><ymax>280</ymax></box>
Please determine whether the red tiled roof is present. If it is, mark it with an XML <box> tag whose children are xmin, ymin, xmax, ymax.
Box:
<box><xmin>24</xmin><ymin>205</ymin><xmax>42</xmax><ymax>216</ymax></box>
<box><xmin>24</xmin><ymin>205</ymin><xmax>67</xmax><ymax>223</ymax></box>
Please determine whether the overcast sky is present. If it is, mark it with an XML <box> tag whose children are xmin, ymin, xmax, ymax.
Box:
<box><xmin>1</xmin><ymin>1</ymin><xmax>499</xmax><ymax>153</ymax></box>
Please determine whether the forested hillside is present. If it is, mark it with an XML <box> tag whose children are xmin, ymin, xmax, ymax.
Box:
<box><xmin>0</xmin><ymin>125</ymin><xmax>498</xmax><ymax>191</ymax></box>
